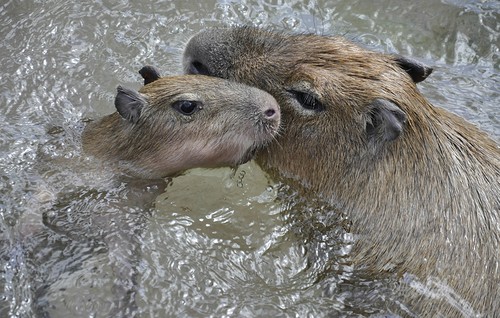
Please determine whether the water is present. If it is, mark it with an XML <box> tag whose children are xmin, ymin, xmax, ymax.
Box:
<box><xmin>0</xmin><ymin>0</ymin><xmax>498</xmax><ymax>317</ymax></box>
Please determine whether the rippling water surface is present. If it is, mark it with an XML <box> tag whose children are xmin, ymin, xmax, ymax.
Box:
<box><xmin>0</xmin><ymin>0</ymin><xmax>498</xmax><ymax>317</ymax></box>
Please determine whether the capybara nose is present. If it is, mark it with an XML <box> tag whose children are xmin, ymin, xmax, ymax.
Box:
<box><xmin>264</xmin><ymin>106</ymin><xmax>278</xmax><ymax>119</ymax></box>
<box><xmin>189</xmin><ymin>61</ymin><xmax>211</xmax><ymax>76</ymax></box>
<box><xmin>258</xmin><ymin>93</ymin><xmax>280</xmax><ymax>123</ymax></box>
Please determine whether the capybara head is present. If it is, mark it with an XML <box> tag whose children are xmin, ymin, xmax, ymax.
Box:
<box><xmin>82</xmin><ymin>66</ymin><xmax>280</xmax><ymax>179</ymax></box>
<box><xmin>183</xmin><ymin>27</ymin><xmax>436</xmax><ymax>177</ymax></box>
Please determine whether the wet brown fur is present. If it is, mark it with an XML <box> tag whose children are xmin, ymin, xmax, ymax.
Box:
<box><xmin>183</xmin><ymin>27</ymin><xmax>500</xmax><ymax>316</ymax></box>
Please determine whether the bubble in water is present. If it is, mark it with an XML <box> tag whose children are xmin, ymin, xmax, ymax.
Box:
<box><xmin>281</xmin><ymin>16</ymin><xmax>300</xmax><ymax>29</ymax></box>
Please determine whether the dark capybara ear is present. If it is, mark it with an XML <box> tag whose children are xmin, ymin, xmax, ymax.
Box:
<box><xmin>366</xmin><ymin>99</ymin><xmax>407</xmax><ymax>143</ymax></box>
<box><xmin>138</xmin><ymin>65</ymin><xmax>161</xmax><ymax>85</ymax></box>
<box><xmin>115</xmin><ymin>85</ymin><xmax>147</xmax><ymax>124</ymax></box>
<box><xmin>394</xmin><ymin>55</ymin><xmax>433</xmax><ymax>83</ymax></box>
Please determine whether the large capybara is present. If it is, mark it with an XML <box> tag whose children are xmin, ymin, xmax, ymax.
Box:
<box><xmin>82</xmin><ymin>66</ymin><xmax>280</xmax><ymax>179</ymax></box>
<box><xmin>183</xmin><ymin>27</ymin><xmax>500</xmax><ymax>316</ymax></box>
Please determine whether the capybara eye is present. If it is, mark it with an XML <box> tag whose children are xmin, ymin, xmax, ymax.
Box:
<box><xmin>172</xmin><ymin>100</ymin><xmax>201</xmax><ymax>116</ymax></box>
<box><xmin>288</xmin><ymin>90</ymin><xmax>324</xmax><ymax>112</ymax></box>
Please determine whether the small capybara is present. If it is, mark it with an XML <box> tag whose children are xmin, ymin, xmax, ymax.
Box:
<box><xmin>183</xmin><ymin>27</ymin><xmax>500</xmax><ymax>316</ymax></box>
<box><xmin>27</xmin><ymin>66</ymin><xmax>281</xmax><ymax>317</ymax></box>
<box><xmin>82</xmin><ymin>66</ymin><xmax>280</xmax><ymax>179</ymax></box>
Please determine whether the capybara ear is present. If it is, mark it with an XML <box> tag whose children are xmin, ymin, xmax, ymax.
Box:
<box><xmin>394</xmin><ymin>55</ymin><xmax>433</xmax><ymax>83</ymax></box>
<box><xmin>366</xmin><ymin>99</ymin><xmax>407</xmax><ymax>143</ymax></box>
<box><xmin>138</xmin><ymin>65</ymin><xmax>161</xmax><ymax>85</ymax></box>
<box><xmin>115</xmin><ymin>86</ymin><xmax>147</xmax><ymax>124</ymax></box>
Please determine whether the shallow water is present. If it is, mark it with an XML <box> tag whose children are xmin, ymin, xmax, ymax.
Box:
<box><xmin>0</xmin><ymin>0</ymin><xmax>498</xmax><ymax>317</ymax></box>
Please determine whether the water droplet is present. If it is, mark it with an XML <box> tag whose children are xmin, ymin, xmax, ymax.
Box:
<box><xmin>281</xmin><ymin>16</ymin><xmax>300</xmax><ymax>29</ymax></box>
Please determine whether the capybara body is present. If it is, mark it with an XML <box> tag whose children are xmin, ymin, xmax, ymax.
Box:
<box><xmin>183</xmin><ymin>27</ymin><xmax>500</xmax><ymax>316</ymax></box>
<box><xmin>82</xmin><ymin>70</ymin><xmax>280</xmax><ymax>179</ymax></box>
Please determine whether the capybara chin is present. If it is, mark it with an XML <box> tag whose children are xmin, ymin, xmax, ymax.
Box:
<box><xmin>183</xmin><ymin>27</ymin><xmax>500</xmax><ymax>316</ymax></box>
<box><xmin>82</xmin><ymin>66</ymin><xmax>280</xmax><ymax>179</ymax></box>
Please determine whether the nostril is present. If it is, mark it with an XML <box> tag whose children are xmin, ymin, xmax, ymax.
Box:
<box><xmin>264</xmin><ymin>108</ymin><xmax>276</xmax><ymax>118</ymax></box>
<box><xmin>189</xmin><ymin>61</ymin><xmax>210</xmax><ymax>76</ymax></box>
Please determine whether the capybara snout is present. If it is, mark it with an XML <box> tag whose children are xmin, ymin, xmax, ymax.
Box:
<box><xmin>83</xmin><ymin>66</ymin><xmax>280</xmax><ymax>179</ymax></box>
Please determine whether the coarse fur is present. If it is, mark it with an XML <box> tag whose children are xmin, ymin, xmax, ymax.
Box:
<box><xmin>82</xmin><ymin>71</ymin><xmax>280</xmax><ymax>179</ymax></box>
<box><xmin>183</xmin><ymin>27</ymin><xmax>500</xmax><ymax>316</ymax></box>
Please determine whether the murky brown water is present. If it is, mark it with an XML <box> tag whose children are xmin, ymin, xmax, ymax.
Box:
<box><xmin>1</xmin><ymin>0</ymin><xmax>498</xmax><ymax>317</ymax></box>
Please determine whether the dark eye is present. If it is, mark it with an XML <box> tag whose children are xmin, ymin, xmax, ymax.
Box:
<box><xmin>172</xmin><ymin>100</ymin><xmax>201</xmax><ymax>115</ymax></box>
<box><xmin>288</xmin><ymin>90</ymin><xmax>324</xmax><ymax>111</ymax></box>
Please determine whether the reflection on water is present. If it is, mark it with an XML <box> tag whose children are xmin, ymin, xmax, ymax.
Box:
<box><xmin>0</xmin><ymin>0</ymin><xmax>498</xmax><ymax>317</ymax></box>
